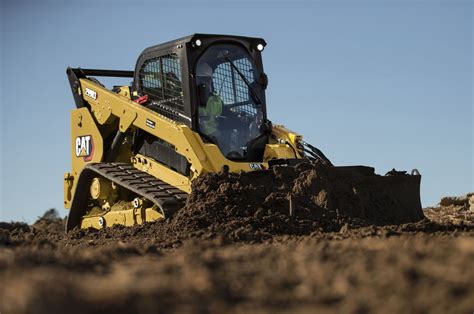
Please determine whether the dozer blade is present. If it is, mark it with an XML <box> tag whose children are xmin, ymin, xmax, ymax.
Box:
<box><xmin>331</xmin><ymin>166</ymin><xmax>423</xmax><ymax>224</ymax></box>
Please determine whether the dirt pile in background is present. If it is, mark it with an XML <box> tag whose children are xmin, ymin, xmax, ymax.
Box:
<box><xmin>424</xmin><ymin>193</ymin><xmax>474</xmax><ymax>226</ymax></box>
<box><xmin>1</xmin><ymin>209</ymin><xmax>65</xmax><ymax>247</ymax></box>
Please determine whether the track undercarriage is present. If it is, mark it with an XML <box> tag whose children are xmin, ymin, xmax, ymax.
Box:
<box><xmin>66</xmin><ymin>163</ymin><xmax>187</xmax><ymax>231</ymax></box>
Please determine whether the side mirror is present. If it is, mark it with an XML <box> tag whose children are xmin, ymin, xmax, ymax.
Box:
<box><xmin>197</xmin><ymin>83</ymin><xmax>208</xmax><ymax>107</ymax></box>
<box><xmin>259</xmin><ymin>119</ymin><xmax>273</xmax><ymax>134</ymax></box>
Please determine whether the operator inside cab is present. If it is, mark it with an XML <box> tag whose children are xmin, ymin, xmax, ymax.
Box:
<box><xmin>195</xmin><ymin>44</ymin><xmax>267</xmax><ymax>160</ymax></box>
<box><xmin>196</xmin><ymin>62</ymin><xmax>223</xmax><ymax>143</ymax></box>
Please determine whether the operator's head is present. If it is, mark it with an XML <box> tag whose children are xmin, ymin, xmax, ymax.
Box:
<box><xmin>196</xmin><ymin>62</ymin><xmax>213</xmax><ymax>78</ymax></box>
<box><xmin>196</xmin><ymin>62</ymin><xmax>214</xmax><ymax>101</ymax></box>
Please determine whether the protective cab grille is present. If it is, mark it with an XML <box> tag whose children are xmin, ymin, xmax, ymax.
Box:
<box><xmin>212</xmin><ymin>58</ymin><xmax>257</xmax><ymax>117</ymax></box>
<box><xmin>139</xmin><ymin>53</ymin><xmax>185</xmax><ymax>113</ymax></box>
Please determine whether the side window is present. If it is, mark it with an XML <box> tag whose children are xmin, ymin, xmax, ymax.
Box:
<box><xmin>141</xmin><ymin>58</ymin><xmax>162</xmax><ymax>89</ymax></box>
<box><xmin>139</xmin><ymin>53</ymin><xmax>184</xmax><ymax>112</ymax></box>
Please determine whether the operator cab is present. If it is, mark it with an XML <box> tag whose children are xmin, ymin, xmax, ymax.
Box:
<box><xmin>133</xmin><ymin>34</ymin><xmax>269</xmax><ymax>162</ymax></box>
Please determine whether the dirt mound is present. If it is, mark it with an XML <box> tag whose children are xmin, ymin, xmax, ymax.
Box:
<box><xmin>0</xmin><ymin>162</ymin><xmax>430</xmax><ymax>248</ymax></box>
<box><xmin>424</xmin><ymin>193</ymin><xmax>474</xmax><ymax>226</ymax></box>
<box><xmin>166</xmin><ymin>161</ymin><xmax>423</xmax><ymax>241</ymax></box>
<box><xmin>1</xmin><ymin>209</ymin><xmax>65</xmax><ymax>247</ymax></box>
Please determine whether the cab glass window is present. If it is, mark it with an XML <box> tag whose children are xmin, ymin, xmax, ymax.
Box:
<box><xmin>195</xmin><ymin>44</ymin><xmax>265</xmax><ymax>159</ymax></box>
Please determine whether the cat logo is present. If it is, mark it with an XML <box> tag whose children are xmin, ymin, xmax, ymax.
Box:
<box><xmin>75</xmin><ymin>135</ymin><xmax>94</xmax><ymax>161</ymax></box>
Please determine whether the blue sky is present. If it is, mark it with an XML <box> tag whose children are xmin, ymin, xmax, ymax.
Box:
<box><xmin>0</xmin><ymin>0</ymin><xmax>472</xmax><ymax>222</ymax></box>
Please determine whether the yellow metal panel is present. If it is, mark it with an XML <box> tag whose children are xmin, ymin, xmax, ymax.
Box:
<box><xmin>133</xmin><ymin>154</ymin><xmax>192</xmax><ymax>193</ymax></box>
<box><xmin>117</xmin><ymin>86</ymin><xmax>131</xmax><ymax>99</ymax></box>
<box><xmin>70</xmin><ymin>108</ymin><xmax>104</xmax><ymax>176</ymax></box>
<box><xmin>264</xmin><ymin>144</ymin><xmax>298</xmax><ymax>160</ymax></box>
<box><xmin>272</xmin><ymin>125</ymin><xmax>303</xmax><ymax>158</ymax></box>
<box><xmin>65</xmin><ymin>108</ymin><xmax>104</xmax><ymax>208</ymax></box>
<box><xmin>63</xmin><ymin>173</ymin><xmax>74</xmax><ymax>209</ymax></box>
<box><xmin>80</xmin><ymin>206</ymin><xmax>164</xmax><ymax>229</ymax></box>
<box><xmin>119</xmin><ymin>109</ymin><xmax>137</xmax><ymax>132</ymax></box>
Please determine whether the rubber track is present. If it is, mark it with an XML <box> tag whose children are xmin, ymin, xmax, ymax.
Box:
<box><xmin>66</xmin><ymin>162</ymin><xmax>188</xmax><ymax>231</ymax></box>
<box><xmin>88</xmin><ymin>162</ymin><xmax>188</xmax><ymax>203</ymax></box>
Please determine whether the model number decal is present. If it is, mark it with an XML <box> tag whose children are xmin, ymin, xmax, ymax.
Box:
<box><xmin>146</xmin><ymin>119</ymin><xmax>156</xmax><ymax>129</ymax></box>
<box><xmin>75</xmin><ymin>135</ymin><xmax>94</xmax><ymax>161</ymax></box>
<box><xmin>250</xmin><ymin>163</ymin><xmax>263</xmax><ymax>170</ymax></box>
<box><xmin>85</xmin><ymin>87</ymin><xmax>97</xmax><ymax>100</ymax></box>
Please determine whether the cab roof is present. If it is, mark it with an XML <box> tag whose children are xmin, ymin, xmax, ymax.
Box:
<box><xmin>139</xmin><ymin>33</ymin><xmax>266</xmax><ymax>56</ymax></box>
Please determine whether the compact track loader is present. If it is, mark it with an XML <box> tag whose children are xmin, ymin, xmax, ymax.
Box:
<box><xmin>64</xmin><ymin>34</ymin><xmax>423</xmax><ymax>231</ymax></box>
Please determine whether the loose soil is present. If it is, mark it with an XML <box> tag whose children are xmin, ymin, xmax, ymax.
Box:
<box><xmin>1</xmin><ymin>162</ymin><xmax>473</xmax><ymax>313</ymax></box>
